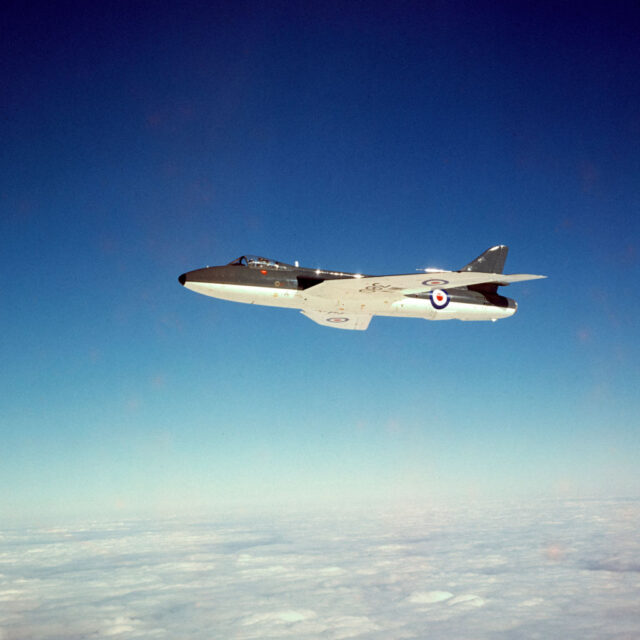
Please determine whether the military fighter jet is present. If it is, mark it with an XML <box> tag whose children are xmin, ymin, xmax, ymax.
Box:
<box><xmin>178</xmin><ymin>245</ymin><xmax>545</xmax><ymax>330</ymax></box>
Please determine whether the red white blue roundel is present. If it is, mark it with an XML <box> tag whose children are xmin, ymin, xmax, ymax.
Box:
<box><xmin>430</xmin><ymin>289</ymin><xmax>450</xmax><ymax>309</ymax></box>
<box><xmin>422</xmin><ymin>278</ymin><xmax>449</xmax><ymax>286</ymax></box>
<box><xmin>327</xmin><ymin>316</ymin><xmax>349</xmax><ymax>323</ymax></box>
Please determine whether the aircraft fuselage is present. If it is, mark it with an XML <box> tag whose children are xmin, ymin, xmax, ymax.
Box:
<box><xmin>178</xmin><ymin>250</ymin><xmax>529</xmax><ymax>330</ymax></box>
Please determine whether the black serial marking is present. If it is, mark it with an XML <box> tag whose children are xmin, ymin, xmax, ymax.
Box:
<box><xmin>360</xmin><ymin>283</ymin><xmax>403</xmax><ymax>293</ymax></box>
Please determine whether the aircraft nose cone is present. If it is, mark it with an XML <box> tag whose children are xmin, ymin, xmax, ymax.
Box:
<box><xmin>178</xmin><ymin>273</ymin><xmax>187</xmax><ymax>286</ymax></box>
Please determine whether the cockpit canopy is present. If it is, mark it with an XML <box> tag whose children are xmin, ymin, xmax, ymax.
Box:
<box><xmin>227</xmin><ymin>255</ymin><xmax>293</xmax><ymax>270</ymax></box>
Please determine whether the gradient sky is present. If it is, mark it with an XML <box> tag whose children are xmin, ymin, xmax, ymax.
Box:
<box><xmin>2</xmin><ymin>1</ymin><xmax>639</xmax><ymax>522</ymax></box>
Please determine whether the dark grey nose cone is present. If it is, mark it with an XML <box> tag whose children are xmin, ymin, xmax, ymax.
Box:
<box><xmin>178</xmin><ymin>273</ymin><xmax>187</xmax><ymax>286</ymax></box>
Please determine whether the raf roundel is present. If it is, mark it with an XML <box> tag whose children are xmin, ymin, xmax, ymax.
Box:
<box><xmin>430</xmin><ymin>289</ymin><xmax>450</xmax><ymax>310</ymax></box>
<box><xmin>327</xmin><ymin>316</ymin><xmax>349</xmax><ymax>323</ymax></box>
<box><xmin>422</xmin><ymin>278</ymin><xmax>449</xmax><ymax>286</ymax></box>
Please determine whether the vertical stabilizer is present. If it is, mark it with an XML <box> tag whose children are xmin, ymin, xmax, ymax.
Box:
<box><xmin>461</xmin><ymin>245</ymin><xmax>508</xmax><ymax>274</ymax></box>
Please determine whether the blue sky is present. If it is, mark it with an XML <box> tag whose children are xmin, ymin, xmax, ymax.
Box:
<box><xmin>2</xmin><ymin>1</ymin><xmax>639</xmax><ymax>521</ymax></box>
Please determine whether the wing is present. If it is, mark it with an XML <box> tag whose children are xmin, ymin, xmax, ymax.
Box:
<box><xmin>301</xmin><ymin>309</ymin><xmax>372</xmax><ymax>330</ymax></box>
<box><xmin>304</xmin><ymin>272</ymin><xmax>546</xmax><ymax>301</ymax></box>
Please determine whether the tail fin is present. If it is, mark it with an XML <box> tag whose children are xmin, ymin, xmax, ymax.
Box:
<box><xmin>461</xmin><ymin>245</ymin><xmax>508</xmax><ymax>274</ymax></box>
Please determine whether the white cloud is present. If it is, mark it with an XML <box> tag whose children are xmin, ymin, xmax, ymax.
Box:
<box><xmin>1</xmin><ymin>499</ymin><xmax>639</xmax><ymax>639</ymax></box>
<box><xmin>408</xmin><ymin>590</ymin><xmax>453</xmax><ymax>604</ymax></box>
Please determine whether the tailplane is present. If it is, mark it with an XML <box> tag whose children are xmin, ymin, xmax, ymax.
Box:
<box><xmin>461</xmin><ymin>245</ymin><xmax>508</xmax><ymax>274</ymax></box>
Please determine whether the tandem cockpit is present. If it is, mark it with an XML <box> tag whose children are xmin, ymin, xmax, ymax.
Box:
<box><xmin>227</xmin><ymin>255</ymin><xmax>293</xmax><ymax>270</ymax></box>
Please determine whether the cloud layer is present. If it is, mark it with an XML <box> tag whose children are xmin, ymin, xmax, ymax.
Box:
<box><xmin>1</xmin><ymin>499</ymin><xmax>639</xmax><ymax>639</ymax></box>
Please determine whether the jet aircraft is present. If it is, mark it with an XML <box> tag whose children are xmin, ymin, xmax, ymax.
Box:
<box><xmin>178</xmin><ymin>245</ymin><xmax>545</xmax><ymax>330</ymax></box>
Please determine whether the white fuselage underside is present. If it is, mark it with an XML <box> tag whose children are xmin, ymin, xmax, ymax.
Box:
<box><xmin>184</xmin><ymin>282</ymin><xmax>516</xmax><ymax>321</ymax></box>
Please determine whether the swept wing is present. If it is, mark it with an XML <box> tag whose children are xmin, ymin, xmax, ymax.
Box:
<box><xmin>304</xmin><ymin>271</ymin><xmax>545</xmax><ymax>301</ymax></box>
<box><xmin>301</xmin><ymin>309</ymin><xmax>372</xmax><ymax>330</ymax></box>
